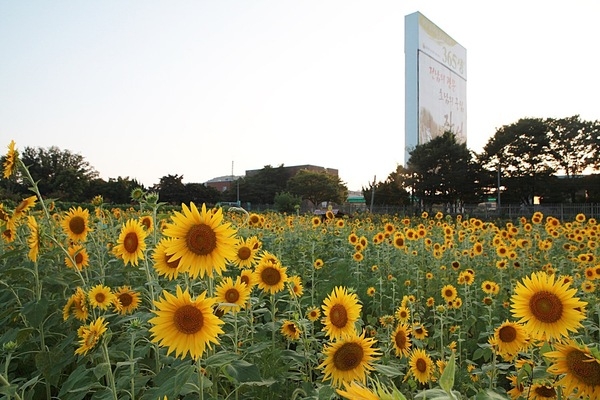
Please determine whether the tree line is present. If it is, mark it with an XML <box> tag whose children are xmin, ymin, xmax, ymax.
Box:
<box><xmin>363</xmin><ymin>115</ymin><xmax>600</xmax><ymax>209</ymax></box>
<box><xmin>0</xmin><ymin>147</ymin><xmax>347</xmax><ymax>212</ymax></box>
<box><xmin>3</xmin><ymin>115</ymin><xmax>599</xmax><ymax>210</ymax></box>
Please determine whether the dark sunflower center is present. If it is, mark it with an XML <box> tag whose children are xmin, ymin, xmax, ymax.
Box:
<box><xmin>566</xmin><ymin>349</ymin><xmax>600</xmax><ymax>386</ymax></box>
<box><xmin>238</xmin><ymin>246</ymin><xmax>251</xmax><ymax>260</ymax></box>
<box><xmin>141</xmin><ymin>218</ymin><xmax>151</xmax><ymax>229</ymax></box>
<box><xmin>415</xmin><ymin>327</ymin><xmax>424</xmax><ymax>335</ymax></box>
<box><xmin>124</xmin><ymin>232</ymin><xmax>139</xmax><ymax>253</ymax></box>
<box><xmin>416</xmin><ymin>358</ymin><xmax>428</xmax><ymax>373</ymax></box>
<box><xmin>261</xmin><ymin>266</ymin><xmax>281</xmax><ymax>286</ymax></box>
<box><xmin>240</xmin><ymin>275</ymin><xmax>250</xmax><ymax>286</ymax></box>
<box><xmin>119</xmin><ymin>293</ymin><xmax>133</xmax><ymax>307</ymax></box>
<box><xmin>534</xmin><ymin>386</ymin><xmax>556</xmax><ymax>397</ymax></box>
<box><xmin>95</xmin><ymin>293</ymin><xmax>106</xmax><ymax>303</ymax></box>
<box><xmin>69</xmin><ymin>216</ymin><xmax>86</xmax><ymax>235</ymax></box>
<box><xmin>329</xmin><ymin>304</ymin><xmax>348</xmax><ymax>328</ymax></box>
<box><xmin>529</xmin><ymin>291</ymin><xmax>563</xmax><ymax>323</ymax></box>
<box><xmin>288</xmin><ymin>324</ymin><xmax>297</xmax><ymax>333</ymax></box>
<box><xmin>174</xmin><ymin>304</ymin><xmax>204</xmax><ymax>334</ymax></box>
<box><xmin>167</xmin><ymin>255</ymin><xmax>179</xmax><ymax>269</ymax></box>
<box><xmin>333</xmin><ymin>342</ymin><xmax>363</xmax><ymax>371</ymax></box>
<box><xmin>498</xmin><ymin>325</ymin><xmax>517</xmax><ymax>343</ymax></box>
<box><xmin>444</xmin><ymin>289</ymin><xmax>454</xmax><ymax>298</ymax></box>
<box><xmin>395</xmin><ymin>331</ymin><xmax>407</xmax><ymax>348</ymax></box>
<box><xmin>75</xmin><ymin>252</ymin><xmax>84</xmax><ymax>264</ymax></box>
<box><xmin>225</xmin><ymin>288</ymin><xmax>240</xmax><ymax>303</ymax></box>
<box><xmin>186</xmin><ymin>224</ymin><xmax>217</xmax><ymax>256</ymax></box>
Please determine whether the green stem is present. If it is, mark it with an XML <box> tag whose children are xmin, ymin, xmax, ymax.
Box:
<box><xmin>0</xmin><ymin>373</ymin><xmax>23</xmax><ymax>400</ymax></box>
<box><xmin>271</xmin><ymin>294</ymin><xmax>276</xmax><ymax>349</ymax></box>
<box><xmin>129</xmin><ymin>331</ymin><xmax>136</xmax><ymax>400</ymax></box>
<box><xmin>197</xmin><ymin>357</ymin><xmax>204</xmax><ymax>400</ymax></box>
<box><xmin>101</xmin><ymin>340</ymin><xmax>118</xmax><ymax>400</ymax></box>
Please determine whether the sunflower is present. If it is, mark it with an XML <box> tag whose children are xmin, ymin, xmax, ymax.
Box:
<box><xmin>408</xmin><ymin>348</ymin><xmax>434</xmax><ymax>385</ymax></box>
<box><xmin>239</xmin><ymin>268</ymin><xmax>256</xmax><ymax>288</ymax></box>
<box><xmin>319</xmin><ymin>331</ymin><xmax>381</xmax><ymax>387</ymax></box>
<box><xmin>307</xmin><ymin>307</ymin><xmax>321</xmax><ymax>322</ymax></box>
<box><xmin>313</xmin><ymin>258</ymin><xmax>324</xmax><ymax>269</ymax></box>
<box><xmin>321</xmin><ymin>286</ymin><xmax>362</xmax><ymax>339</ymax></box>
<box><xmin>506</xmin><ymin>374</ymin><xmax>527</xmax><ymax>399</ymax></box>
<box><xmin>287</xmin><ymin>275</ymin><xmax>304</xmax><ymax>298</ymax></box>
<box><xmin>395</xmin><ymin>306</ymin><xmax>410</xmax><ymax>322</ymax></box>
<box><xmin>112</xmin><ymin>286</ymin><xmax>141</xmax><ymax>315</ymax></box>
<box><xmin>3</xmin><ymin>140</ymin><xmax>18</xmax><ymax>178</ymax></box>
<box><xmin>544</xmin><ymin>339</ymin><xmax>600</xmax><ymax>398</ymax></box>
<box><xmin>214</xmin><ymin>276</ymin><xmax>251</xmax><ymax>314</ymax></box>
<box><xmin>391</xmin><ymin>323</ymin><xmax>412</xmax><ymax>358</ymax></box>
<box><xmin>366</xmin><ymin>287</ymin><xmax>376</xmax><ymax>297</ymax></box>
<box><xmin>231</xmin><ymin>236</ymin><xmax>261</xmax><ymax>269</ymax></box>
<box><xmin>149</xmin><ymin>286</ymin><xmax>224</xmax><ymax>360</ymax></box>
<box><xmin>336</xmin><ymin>381</ymin><xmax>379</xmax><ymax>400</ymax></box>
<box><xmin>481</xmin><ymin>280</ymin><xmax>498</xmax><ymax>295</ymax></box>
<box><xmin>152</xmin><ymin>238</ymin><xmax>182</xmax><ymax>280</ymax></box>
<box><xmin>163</xmin><ymin>203</ymin><xmax>238</xmax><ymax>279</ymax></box>
<box><xmin>511</xmin><ymin>271</ymin><xmax>587</xmax><ymax>340</ymax></box>
<box><xmin>88</xmin><ymin>284</ymin><xmax>116</xmax><ymax>310</ymax></box>
<box><xmin>488</xmin><ymin>320</ymin><xmax>528</xmax><ymax>361</ymax></box>
<box><xmin>65</xmin><ymin>244</ymin><xmax>90</xmax><ymax>270</ymax></box>
<box><xmin>254</xmin><ymin>259</ymin><xmax>288</xmax><ymax>295</ymax></box>
<box><xmin>352</xmin><ymin>252</ymin><xmax>364</xmax><ymax>262</ymax></box>
<box><xmin>61</xmin><ymin>206</ymin><xmax>91</xmax><ymax>242</ymax></box>
<box><xmin>581</xmin><ymin>280</ymin><xmax>596</xmax><ymax>293</ymax></box>
<box><xmin>26</xmin><ymin>216</ymin><xmax>40</xmax><ymax>262</ymax></box>
<box><xmin>281</xmin><ymin>320</ymin><xmax>302</xmax><ymax>340</ymax></box>
<box><xmin>139</xmin><ymin>215</ymin><xmax>154</xmax><ymax>232</ymax></box>
<box><xmin>528</xmin><ymin>383</ymin><xmax>557</xmax><ymax>400</ymax></box>
<box><xmin>75</xmin><ymin>317</ymin><xmax>108</xmax><ymax>356</ymax></box>
<box><xmin>393</xmin><ymin>233</ymin><xmax>406</xmax><ymax>249</ymax></box>
<box><xmin>412</xmin><ymin>323</ymin><xmax>428</xmax><ymax>340</ymax></box>
<box><xmin>63</xmin><ymin>287</ymin><xmax>88</xmax><ymax>321</ymax></box>
<box><xmin>13</xmin><ymin>196</ymin><xmax>37</xmax><ymax>219</ymax></box>
<box><xmin>441</xmin><ymin>284</ymin><xmax>458</xmax><ymax>302</ymax></box>
<box><xmin>113</xmin><ymin>219</ymin><xmax>148</xmax><ymax>266</ymax></box>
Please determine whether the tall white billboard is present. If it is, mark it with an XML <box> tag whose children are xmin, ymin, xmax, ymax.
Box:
<box><xmin>405</xmin><ymin>12</ymin><xmax>467</xmax><ymax>163</ymax></box>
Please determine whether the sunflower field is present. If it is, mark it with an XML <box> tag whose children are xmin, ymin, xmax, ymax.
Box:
<box><xmin>2</xmin><ymin>139</ymin><xmax>600</xmax><ymax>400</ymax></box>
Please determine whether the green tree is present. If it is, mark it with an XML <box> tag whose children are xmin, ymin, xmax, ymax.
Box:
<box><xmin>87</xmin><ymin>176</ymin><xmax>145</xmax><ymax>204</ymax></box>
<box><xmin>546</xmin><ymin>115</ymin><xmax>600</xmax><ymax>202</ymax></box>
<box><xmin>273</xmin><ymin>191</ymin><xmax>302</xmax><ymax>213</ymax></box>
<box><xmin>231</xmin><ymin>165</ymin><xmax>291</xmax><ymax>205</ymax></box>
<box><xmin>362</xmin><ymin>167</ymin><xmax>411</xmax><ymax>206</ymax></box>
<box><xmin>480</xmin><ymin>118</ymin><xmax>555</xmax><ymax>205</ymax></box>
<box><xmin>286</xmin><ymin>169</ymin><xmax>348</xmax><ymax>208</ymax></box>
<box><xmin>185</xmin><ymin>182</ymin><xmax>222</xmax><ymax>205</ymax></box>
<box><xmin>407</xmin><ymin>131</ymin><xmax>480</xmax><ymax>210</ymax></box>
<box><xmin>153</xmin><ymin>174</ymin><xmax>187</xmax><ymax>205</ymax></box>
<box><xmin>19</xmin><ymin>146</ymin><xmax>98</xmax><ymax>201</ymax></box>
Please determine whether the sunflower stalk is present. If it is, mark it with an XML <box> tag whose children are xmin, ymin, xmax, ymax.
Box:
<box><xmin>101</xmin><ymin>339</ymin><xmax>118</xmax><ymax>400</ymax></box>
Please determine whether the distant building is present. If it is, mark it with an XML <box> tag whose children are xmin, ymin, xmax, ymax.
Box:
<box><xmin>204</xmin><ymin>175</ymin><xmax>243</xmax><ymax>192</ymax></box>
<box><xmin>204</xmin><ymin>164</ymin><xmax>339</xmax><ymax>194</ymax></box>
<box><xmin>245</xmin><ymin>164</ymin><xmax>338</xmax><ymax>178</ymax></box>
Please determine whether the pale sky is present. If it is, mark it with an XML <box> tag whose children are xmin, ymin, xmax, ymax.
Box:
<box><xmin>2</xmin><ymin>1</ymin><xmax>599</xmax><ymax>191</ymax></box>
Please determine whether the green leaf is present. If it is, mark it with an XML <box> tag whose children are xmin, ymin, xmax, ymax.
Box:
<box><xmin>473</xmin><ymin>389</ymin><xmax>510</xmax><ymax>400</ymax></box>
<box><xmin>225</xmin><ymin>359</ymin><xmax>263</xmax><ymax>383</ymax></box>
<box><xmin>374</xmin><ymin>363</ymin><xmax>403</xmax><ymax>378</ymax></box>
<box><xmin>58</xmin><ymin>365</ymin><xmax>95</xmax><ymax>398</ymax></box>
<box><xmin>94</xmin><ymin>363</ymin><xmax>111</xmax><ymax>380</ymax></box>
<box><xmin>204</xmin><ymin>350</ymin><xmax>239</xmax><ymax>368</ymax></box>
<box><xmin>21</xmin><ymin>299</ymin><xmax>48</xmax><ymax>327</ymax></box>
<box><xmin>439</xmin><ymin>351</ymin><xmax>455</xmax><ymax>394</ymax></box>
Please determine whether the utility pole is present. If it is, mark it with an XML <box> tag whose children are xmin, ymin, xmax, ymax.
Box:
<box><xmin>369</xmin><ymin>175</ymin><xmax>376</xmax><ymax>213</ymax></box>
